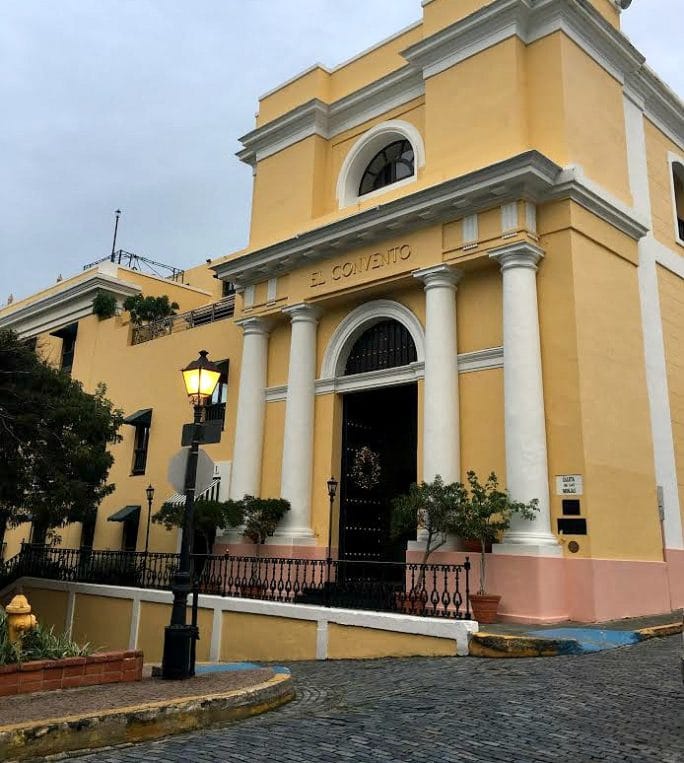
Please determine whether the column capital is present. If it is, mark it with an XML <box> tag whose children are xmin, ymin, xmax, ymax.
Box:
<box><xmin>235</xmin><ymin>316</ymin><xmax>272</xmax><ymax>337</ymax></box>
<box><xmin>489</xmin><ymin>242</ymin><xmax>544</xmax><ymax>272</ymax></box>
<box><xmin>282</xmin><ymin>302</ymin><xmax>322</xmax><ymax>325</ymax></box>
<box><xmin>413</xmin><ymin>264</ymin><xmax>463</xmax><ymax>290</ymax></box>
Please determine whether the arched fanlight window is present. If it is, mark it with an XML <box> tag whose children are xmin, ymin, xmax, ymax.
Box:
<box><xmin>358</xmin><ymin>140</ymin><xmax>415</xmax><ymax>197</ymax></box>
<box><xmin>344</xmin><ymin>319</ymin><xmax>417</xmax><ymax>375</ymax></box>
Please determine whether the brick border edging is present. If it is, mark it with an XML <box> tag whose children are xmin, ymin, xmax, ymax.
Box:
<box><xmin>0</xmin><ymin>651</ymin><xmax>143</xmax><ymax>696</ymax></box>
<box><xmin>0</xmin><ymin>671</ymin><xmax>294</xmax><ymax>762</ymax></box>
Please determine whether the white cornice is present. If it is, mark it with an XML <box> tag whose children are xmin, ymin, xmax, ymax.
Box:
<box><xmin>239</xmin><ymin>0</ymin><xmax>682</xmax><ymax>165</ymax></box>
<box><xmin>0</xmin><ymin>270</ymin><xmax>141</xmax><ymax>338</ymax></box>
<box><xmin>238</xmin><ymin>66</ymin><xmax>424</xmax><ymax>166</ymax></box>
<box><xmin>213</xmin><ymin>150</ymin><xmax>647</xmax><ymax>286</ymax></box>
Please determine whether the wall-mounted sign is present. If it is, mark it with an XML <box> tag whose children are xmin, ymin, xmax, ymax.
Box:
<box><xmin>309</xmin><ymin>243</ymin><xmax>413</xmax><ymax>289</ymax></box>
<box><xmin>555</xmin><ymin>474</ymin><xmax>583</xmax><ymax>496</ymax></box>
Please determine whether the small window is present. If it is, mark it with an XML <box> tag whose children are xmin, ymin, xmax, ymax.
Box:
<box><xmin>121</xmin><ymin>513</ymin><xmax>140</xmax><ymax>552</ymax></box>
<box><xmin>51</xmin><ymin>324</ymin><xmax>78</xmax><ymax>375</ymax></box>
<box><xmin>222</xmin><ymin>281</ymin><xmax>236</xmax><ymax>298</ymax></box>
<box><xmin>672</xmin><ymin>160</ymin><xmax>684</xmax><ymax>242</ymax></box>
<box><xmin>132</xmin><ymin>424</ymin><xmax>150</xmax><ymax>475</ymax></box>
<box><xmin>205</xmin><ymin>360</ymin><xmax>229</xmax><ymax>429</ymax></box>
<box><xmin>358</xmin><ymin>140</ymin><xmax>415</xmax><ymax>197</ymax></box>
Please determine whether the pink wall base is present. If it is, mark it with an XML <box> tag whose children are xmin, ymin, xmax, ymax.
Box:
<box><xmin>665</xmin><ymin>548</ymin><xmax>684</xmax><ymax>609</ymax></box>
<box><xmin>409</xmin><ymin>548</ymin><xmax>683</xmax><ymax>623</ymax></box>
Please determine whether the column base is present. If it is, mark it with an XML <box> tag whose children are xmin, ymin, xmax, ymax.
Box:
<box><xmin>493</xmin><ymin>541</ymin><xmax>562</xmax><ymax>557</ymax></box>
<box><xmin>270</xmin><ymin>527</ymin><xmax>318</xmax><ymax>547</ymax></box>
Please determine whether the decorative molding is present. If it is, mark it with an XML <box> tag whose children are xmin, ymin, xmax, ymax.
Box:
<box><xmin>264</xmin><ymin>346</ymin><xmax>504</xmax><ymax>400</ymax></box>
<box><xmin>525</xmin><ymin>202</ymin><xmax>537</xmax><ymax>234</ymax></box>
<box><xmin>0</xmin><ymin>269</ymin><xmax>141</xmax><ymax>339</ymax></box>
<box><xmin>501</xmin><ymin>201</ymin><xmax>518</xmax><ymax>234</ymax></box>
<box><xmin>458</xmin><ymin>346</ymin><xmax>504</xmax><ymax>373</ymax></box>
<box><xmin>462</xmin><ymin>214</ymin><xmax>478</xmax><ymax>246</ymax></box>
<box><xmin>238</xmin><ymin>66</ymin><xmax>424</xmax><ymax>167</ymax></box>
<box><xmin>243</xmin><ymin>284</ymin><xmax>255</xmax><ymax>308</ymax></box>
<box><xmin>213</xmin><ymin>151</ymin><xmax>648</xmax><ymax>286</ymax></box>
<box><xmin>320</xmin><ymin>299</ymin><xmax>425</xmax><ymax>379</ymax></box>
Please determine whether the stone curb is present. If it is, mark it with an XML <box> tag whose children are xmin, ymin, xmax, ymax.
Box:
<box><xmin>634</xmin><ymin>622</ymin><xmax>683</xmax><ymax>640</ymax></box>
<box><xmin>468</xmin><ymin>632</ymin><xmax>584</xmax><ymax>658</ymax></box>
<box><xmin>469</xmin><ymin>621</ymin><xmax>683</xmax><ymax>658</ymax></box>
<box><xmin>0</xmin><ymin>671</ymin><xmax>294</xmax><ymax>762</ymax></box>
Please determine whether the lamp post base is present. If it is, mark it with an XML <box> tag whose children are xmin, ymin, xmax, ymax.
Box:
<box><xmin>161</xmin><ymin>624</ymin><xmax>196</xmax><ymax>680</ymax></box>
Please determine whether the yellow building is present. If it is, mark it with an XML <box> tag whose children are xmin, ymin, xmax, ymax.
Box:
<box><xmin>2</xmin><ymin>0</ymin><xmax>683</xmax><ymax>624</ymax></box>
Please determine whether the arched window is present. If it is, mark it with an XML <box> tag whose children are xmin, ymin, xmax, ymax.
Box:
<box><xmin>672</xmin><ymin>160</ymin><xmax>684</xmax><ymax>242</ymax></box>
<box><xmin>336</xmin><ymin>120</ymin><xmax>425</xmax><ymax>208</ymax></box>
<box><xmin>358</xmin><ymin>140</ymin><xmax>415</xmax><ymax>197</ymax></box>
<box><xmin>344</xmin><ymin>319</ymin><xmax>417</xmax><ymax>375</ymax></box>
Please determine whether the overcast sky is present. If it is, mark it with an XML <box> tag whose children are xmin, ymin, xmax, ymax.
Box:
<box><xmin>1</xmin><ymin>1</ymin><xmax>681</xmax><ymax>302</ymax></box>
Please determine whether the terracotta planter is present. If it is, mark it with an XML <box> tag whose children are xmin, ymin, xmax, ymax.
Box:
<box><xmin>469</xmin><ymin>593</ymin><xmax>501</xmax><ymax>624</ymax></box>
<box><xmin>462</xmin><ymin>539</ymin><xmax>492</xmax><ymax>554</ymax></box>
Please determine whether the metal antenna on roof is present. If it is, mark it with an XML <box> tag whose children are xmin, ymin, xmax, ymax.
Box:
<box><xmin>110</xmin><ymin>209</ymin><xmax>122</xmax><ymax>261</ymax></box>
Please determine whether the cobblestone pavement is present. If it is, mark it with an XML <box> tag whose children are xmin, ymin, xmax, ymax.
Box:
<box><xmin>76</xmin><ymin>637</ymin><xmax>683</xmax><ymax>763</ymax></box>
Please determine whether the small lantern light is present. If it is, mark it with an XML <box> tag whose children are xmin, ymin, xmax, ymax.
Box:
<box><xmin>327</xmin><ymin>476</ymin><xmax>338</xmax><ymax>501</ymax></box>
<box><xmin>182</xmin><ymin>350</ymin><xmax>221</xmax><ymax>406</ymax></box>
<box><xmin>145</xmin><ymin>484</ymin><xmax>155</xmax><ymax>504</ymax></box>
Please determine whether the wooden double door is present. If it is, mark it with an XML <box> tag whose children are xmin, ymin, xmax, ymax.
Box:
<box><xmin>339</xmin><ymin>383</ymin><xmax>417</xmax><ymax>575</ymax></box>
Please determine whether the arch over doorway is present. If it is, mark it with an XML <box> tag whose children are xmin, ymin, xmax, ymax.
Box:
<box><xmin>320</xmin><ymin>299</ymin><xmax>425</xmax><ymax>380</ymax></box>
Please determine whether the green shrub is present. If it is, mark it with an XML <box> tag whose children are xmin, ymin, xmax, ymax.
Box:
<box><xmin>0</xmin><ymin>606</ymin><xmax>91</xmax><ymax>665</ymax></box>
<box><xmin>92</xmin><ymin>292</ymin><xmax>118</xmax><ymax>320</ymax></box>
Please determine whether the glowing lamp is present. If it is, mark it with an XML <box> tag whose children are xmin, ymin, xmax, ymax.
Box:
<box><xmin>182</xmin><ymin>350</ymin><xmax>221</xmax><ymax>405</ymax></box>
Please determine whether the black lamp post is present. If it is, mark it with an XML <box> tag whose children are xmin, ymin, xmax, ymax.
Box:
<box><xmin>143</xmin><ymin>484</ymin><xmax>154</xmax><ymax>585</ymax></box>
<box><xmin>326</xmin><ymin>477</ymin><xmax>338</xmax><ymax>599</ymax></box>
<box><xmin>161</xmin><ymin>350</ymin><xmax>221</xmax><ymax>680</ymax></box>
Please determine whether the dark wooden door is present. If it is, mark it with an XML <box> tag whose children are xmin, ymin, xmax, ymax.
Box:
<box><xmin>339</xmin><ymin>384</ymin><xmax>417</xmax><ymax>576</ymax></box>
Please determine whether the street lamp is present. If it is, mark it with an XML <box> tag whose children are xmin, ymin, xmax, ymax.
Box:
<box><xmin>326</xmin><ymin>476</ymin><xmax>338</xmax><ymax>562</ymax></box>
<box><xmin>161</xmin><ymin>350</ymin><xmax>220</xmax><ymax>680</ymax></box>
<box><xmin>143</xmin><ymin>484</ymin><xmax>154</xmax><ymax>586</ymax></box>
<box><xmin>326</xmin><ymin>477</ymin><xmax>339</xmax><ymax>601</ymax></box>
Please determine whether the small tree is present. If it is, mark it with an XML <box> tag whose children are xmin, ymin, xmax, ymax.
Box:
<box><xmin>455</xmin><ymin>471</ymin><xmax>539</xmax><ymax>595</ymax></box>
<box><xmin>153</xmin><ymin>498</ymin><xmax>243</xmax><ymax>555</ymax></box>
<box><xmin>391</xmin><ymin>476</ymin><xmax>465</xmax><ymax>588</ymax></box>
<box><xmin>122</xmin><ymin>294</ymin><xmax>179</xmax><ymax>337</ymax></box>
<box><xmin>241</xmin><ymin>496</ymin><xmax>290</xmax><ymax>549</ymax></box>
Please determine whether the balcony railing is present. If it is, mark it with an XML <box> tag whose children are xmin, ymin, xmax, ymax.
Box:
<box><xmin>131</xmin><ymin>295</ymin><xmax>235</xmax><ymax>346</ymax></box>
<box><xmin>204</xmin><ymin>402</ymin><xmax>226</xmax><ymax>427</ymax></box>
<box><xmin>1</xmin><ymin>545</ymin><xmax>471</xmax><ymax>619</ymax></box>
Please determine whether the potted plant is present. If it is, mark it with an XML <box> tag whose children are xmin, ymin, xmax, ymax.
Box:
<box><xmin>122</xmin><ymin>293</ymin><xmax>179</xmax><ymax>339</ymax></box>
<box><xmin>390</xmin><ymin>476</ymin><xmax>465</xmax><ymax>614</ymax></box>
<box><xmin>240</xmin><ymin>495</ymin><xmax>290</xmax><ymax>598</ymax></box>
<box><xmin>92</xmin><ymin>292</ymin><xmax>118</xmax><ymax>320</ymax></box>
<box><xmin>455</xmin><ymin>471</ymin><xmax>539</xmax><ymax>623</ymax></box>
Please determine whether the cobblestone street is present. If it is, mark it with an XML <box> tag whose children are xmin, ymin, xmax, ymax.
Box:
<box><xmin>78</xmin><ymin>637</ymin><xmax>683</xmax><ymax>763</ymax></box>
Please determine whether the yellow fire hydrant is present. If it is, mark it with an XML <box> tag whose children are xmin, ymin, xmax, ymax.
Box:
<box><xmin>5</xmin><ymin>594</ymin><xmax>37</xmax><ymax>644</ymax></box>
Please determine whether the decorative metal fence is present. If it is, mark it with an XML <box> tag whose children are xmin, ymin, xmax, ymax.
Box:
<box><xmin>131</xmin><ymin>296</ymin><xmax>235</xmax><ymax>345</ymax></box>
<box><xmin>1</xmin><ymin>545</ymin><xmax>471</xmax><ymax>620</ymax></box>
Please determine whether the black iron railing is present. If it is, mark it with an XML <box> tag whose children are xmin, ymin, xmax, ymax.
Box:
<box><xmin>204</xmin><ymin>402</ymin><xmax>226</xmax><ymax>426</ymax></box>
<box><xmin>131</xmin><ymin>296</ymin><xmax>235</xmax><ymax>346</ymax></box>
<box><xmin>1</xmin><ymin>545</ymin><xmax>471</xmax><ymax>619</ymax></box>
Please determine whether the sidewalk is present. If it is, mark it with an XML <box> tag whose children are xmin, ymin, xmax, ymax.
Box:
<box><xmin>0</xmin><ymin>662</ymin><xmax>294</xmax><ymax>762</ymax></box>
<box><xmin>469</xmin><ymin>609</ymin><xmax>683</xmax><ymax>657</ymax></box>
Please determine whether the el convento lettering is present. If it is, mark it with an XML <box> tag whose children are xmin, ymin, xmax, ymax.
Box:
<box><xmin>309</xmin><ymin>244</ymin><xmax>412</xmax><ymax>288</ymax></box>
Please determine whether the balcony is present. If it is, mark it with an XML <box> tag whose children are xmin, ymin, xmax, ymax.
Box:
<box><xmin>131</xmin><ymin>448</ymin><xmax>148</xmax><ymax>475</ymax></box>
<box><xmin>131</xmin><ymin>295</ymin><xmax>235</xmax><ymax>345</ymax></box>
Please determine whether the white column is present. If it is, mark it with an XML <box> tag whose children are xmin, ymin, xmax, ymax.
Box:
<box><xmin>229</xmin><ymin>317</ymin><xmax>270</xmax><ymax>500</ymax></box>
<box><xmin>413</xmin><ymin>264</ymin><xmax>462</xmax><ymax>484</ymax></box>
<box><xmin>277</xmin><ymin>303</ymin><xmax>320</xmax><ymax>544</ymax></box>
<box><xmin>490</xmin><ymin>242</ymin><xmax>561</xmax><ymax>555</ymax></box>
